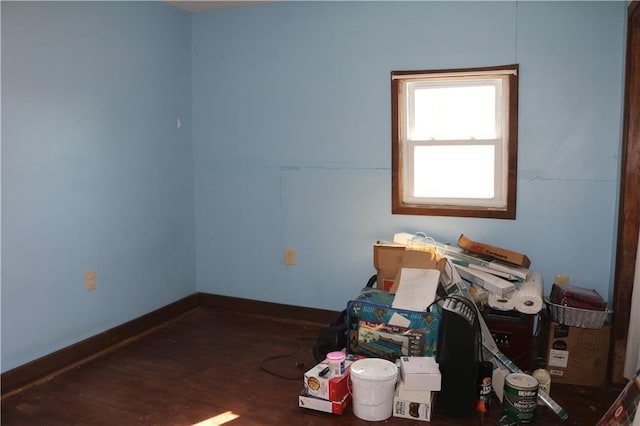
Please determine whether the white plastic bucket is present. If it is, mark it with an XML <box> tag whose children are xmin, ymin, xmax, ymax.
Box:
<box><xmin>350</xmin><ymin>358</ymin><xmax>398</xmax><ymax>421</ymax></box>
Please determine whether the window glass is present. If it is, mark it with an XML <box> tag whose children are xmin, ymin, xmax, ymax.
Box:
<box><xmin>410</xmin><ymin>83</ymin><xmax>497</xmax><ymax>140</ymax></box>
<box><xmin>413</xmin><ymin>145</ymin><xmax>495</xmax><ymax>200</ymax></box>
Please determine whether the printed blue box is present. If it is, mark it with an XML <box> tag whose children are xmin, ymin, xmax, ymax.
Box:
<box><xmin>346</xmin><ymin>290</ymin><xmax>441</xmax><ymax>361</ymax></box>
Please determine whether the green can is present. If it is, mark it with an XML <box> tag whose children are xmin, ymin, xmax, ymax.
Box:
<box><xmin>502</xmin><ymin>373</ymin><xmax>539</xmax><ymax>424</ymax></box>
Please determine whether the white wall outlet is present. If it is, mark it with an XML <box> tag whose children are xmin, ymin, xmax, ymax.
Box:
<box><xmin>284</xmin><ymin>248</ymin><xmax>296</xmax><ymax>266</ymax></box>
<box><xmin>85</xmin><ymin>270</ymin><xmax>97</xmax><ymax>291</ymax></box>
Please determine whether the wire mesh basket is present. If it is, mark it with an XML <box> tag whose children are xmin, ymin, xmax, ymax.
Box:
<box><xmin>544</xmin><ymin>297</ymin><xmax>612</xmax><ymax>329</ymax></box>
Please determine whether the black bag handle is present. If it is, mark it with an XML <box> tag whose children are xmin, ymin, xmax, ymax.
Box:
<box><xmin>365</xmin><ymin>274</ymin><xmax>377</xmax><ymax>289</ymax></box>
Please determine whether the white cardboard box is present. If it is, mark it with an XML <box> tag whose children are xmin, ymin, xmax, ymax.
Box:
<box><xmin>393</xmin><ymin>381</ymin><xmax>433</xmax><ymax>421</ymax></box>
<box><xmin>396</xmin><ymin>380</ymin><xmax>432</xmax><ymax>404</ymax></box>
<box><xmin>299</xmin><ymin>390</ymin><xmax>350</xmax><ymax>415</ymax></box>
<box><xmin>398</xmin><ymin>356</ymin><xmax>441</xmax><ymax>391</ymax></box>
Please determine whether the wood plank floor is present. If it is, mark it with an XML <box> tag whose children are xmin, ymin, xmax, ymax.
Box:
<box><xmin>1</xmin><ymin>307</ymin><xmax>622</xmax><ymax>425</ymax></box>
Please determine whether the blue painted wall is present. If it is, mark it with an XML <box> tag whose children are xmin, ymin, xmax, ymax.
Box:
<box><xmin>1</xmin><ymin>1</ymin><xmax>627</xmax><ymax>373</ymax></box>
<box><xmin>1</xmin><ymin>2</ymin><xmax>194</xmax><ymax>372</ymax></box>
<box><xmin>192</xmin><ymin>2</ymin><xmax>626</xmax><ymax>309</ymax></box>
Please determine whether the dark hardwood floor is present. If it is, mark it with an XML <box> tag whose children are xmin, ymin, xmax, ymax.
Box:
<box><xmin>1</xmin><ymin>307</ymin><xmax>622</xmax><ymax>425</ymax></box>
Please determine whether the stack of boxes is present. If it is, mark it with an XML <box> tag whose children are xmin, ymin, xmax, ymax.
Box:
<box><xmin>298</xmin><ymin>355</ymin><xmax>356</xmax><ymax>415</ymax></box>
<box><xmin>393</xmin><ymin>356</ymin><xmax>441</xmax><ymax>421</ymax></box>
<box><xmin>545</xmin><ymin>282</ymin><xmax>611</xmax><ymax>387</ymax></box>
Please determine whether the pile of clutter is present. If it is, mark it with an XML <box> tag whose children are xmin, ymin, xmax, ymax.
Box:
<box><xmin>544</xmin><ymin>277</ymin><xmax>612</xmax><ymax>387</ymax></box>
<box><xmin>298</xmin><ymin>351</ymin><xmax>354</xmax><ymax>415</ymax></box>
<box><xmin>392</xmin><ymin>232</ymin><xmax>543</xmax><ymax>315</ymax></box>
<box><xmin>298</xmin><ymin>230</ymin><xmax>614</xmax><ymax>422</ymax></box>
<box><xmin>546</xmin><ymin>278</ymin><xmax>611</xmax><ymax>328</ymax></box>
<box><xmin>299</xmin><ymin>351</ymin><xmax>441</xmax><ymax>422</ymax></box>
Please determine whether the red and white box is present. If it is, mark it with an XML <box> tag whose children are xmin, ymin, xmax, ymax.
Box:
<box><xmin>298</xmin><ymin>390</ymin><xmax>351</xmax><ymax>415</ymax></box>
<box><xmin>303</xmin><ymin>356</ymin><xmax>355</xmax><ymax>401</ymax></box>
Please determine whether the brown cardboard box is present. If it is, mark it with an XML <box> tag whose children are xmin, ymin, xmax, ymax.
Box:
<box><xmin>546</xmin><ymin>322</ymin><xmax>610</xmax><ymax>386</ymax></box>
<box><xmin>458</xmin><ymin>234</ymin><xmax>531</xmax><ymax>268</ymax></box>
<box><xmin>373</xmin><ymin>244</ymin><xmax>445</xmax><ymax>291</ymax></box>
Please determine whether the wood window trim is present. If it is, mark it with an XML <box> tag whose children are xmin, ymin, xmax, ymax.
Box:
<box><xmin>611</xmin><ymin>0</ymin><xmax>640</xmax><ymax>385</ymax></box>
<box><xmin>391</xmin><ymin>64</ymin><xmax>519</xmax><ymax>219</ymax></box>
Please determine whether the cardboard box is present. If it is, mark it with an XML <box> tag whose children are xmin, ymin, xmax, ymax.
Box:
<box><xmin>353</xmin><ymin>319</ymin><xmax>428</xmax><ymax>359</ymax></box>
<box><xmin>299</xmin><ymin>390</ymin><xmax>351</xmax><ymax>415</ymax></box>
<box><xmin>373</xmin><ymin>244</ymin><xmax>408</xmax><ymax>291</ymax></box>
<box><xmin>458</xmin><ymin>234</ymin><xmax>531</xmax><ymax>268</ymax></box>
<box><xmin>396</xmin><ymin>379</ymin><xmax>434</xmax><ymax>402</ymax></box>
<box><xmin>392</xmin><ymin>381</ymin><xmax>433</xmax><ymax>421</ymax></box>
<box><xmin>373</xmin><ymin>244</ymin><xmax>445</xmax><ymax>291</ymax></box>
<box><xmin>454</xmin><ymin>264</ymin><xmax>516</xmax><ymax>298</ymax></box>
<box><xmin>546</xmin><ymin>322</ymin><xmax>610</xmax><ymax>386</ymax></box>
<box><xmin>303</xmin><ymin>358</ymin><xmax>354</xmax><ymax>401</ymax></box>
<box><xmin>347</xmin><ymin>297</ymin><xmax>441</xmax><ymax>358</ymax></box>
<box><xmin>398</xmin><ymin>356</ymin><xmax>441</xmax><ymax>391</ymax></box>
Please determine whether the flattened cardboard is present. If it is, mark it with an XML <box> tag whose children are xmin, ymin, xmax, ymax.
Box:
<box><xmin>596</xmin><ymin>370</ymin><xmax>640</xmax><ymax>425</ymax></box>
<box><xmin>458</xmin><ymin>234</ymin><xmax>531</xmax><ymax>268</ymax></box>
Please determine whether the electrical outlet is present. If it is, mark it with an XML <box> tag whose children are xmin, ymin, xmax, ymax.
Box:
<box><xmin>85</xmin><ymin>270</ymin><xmax>97</xmax><ymax>291</ymax></box>
<box><xmin>284</xmin><ymin>248</ymin><xmax>296</xmax><ymax>265</ymax></box>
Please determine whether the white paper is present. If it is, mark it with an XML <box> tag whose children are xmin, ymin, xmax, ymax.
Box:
<box><xmin>548</xmin><ymin>349</ymin><xmax>569</xmax><ymax>368</ymax></box>
<box><xmin>388</xmin><ymin>312</ymin><xmax>411</xmax><ymax>328</ymax></box>
<box><xmin>392</xmin><ymin>267</ymin><xmax>440</xmax><ymax>311</ymax></box>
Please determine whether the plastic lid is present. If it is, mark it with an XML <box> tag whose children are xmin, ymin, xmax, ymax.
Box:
<box><xmin>326</xmin><ymin>351</ymin><xmax>346</xmax><ymax>361</ymax></box>
<box><xmin>350</xmin><ymin>358</ymin><xmax>398</xmax><ymax>381</ymax></box>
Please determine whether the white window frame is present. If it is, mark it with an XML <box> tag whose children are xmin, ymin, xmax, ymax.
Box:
<box><xmin>391</xmin><ymin>65</ymin><xmax>519</xmax><ymax>219</ymax></box>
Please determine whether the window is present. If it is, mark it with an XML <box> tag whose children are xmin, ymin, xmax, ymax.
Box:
<box><xmin>391</xmin><ymin>64</ymin><xmax>519</xmax><ymax>219</ymax></box>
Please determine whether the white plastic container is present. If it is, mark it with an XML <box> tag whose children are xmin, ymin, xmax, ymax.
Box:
<box><xmin>326</xmin><ymin>351</ymin><xmax>346</xmax><ymax>377</ymax></box>
<box><xmin>532</xmin><ymin>368</ymin><xmax>551</xmax><ymax>406</ymax></box>
<box><xmin>350</xmin><ymin>358</ymin><xmax>398</xmax><ymax>421</ymax></box>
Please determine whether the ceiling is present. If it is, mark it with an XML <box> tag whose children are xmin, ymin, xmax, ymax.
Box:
<box><xmin>165</xmin><ymin>1</ymin><xmax>277</xmax><ymax>13</ymax></box>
